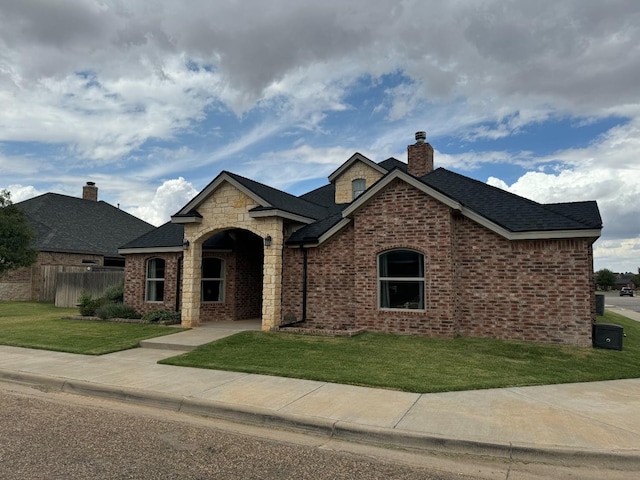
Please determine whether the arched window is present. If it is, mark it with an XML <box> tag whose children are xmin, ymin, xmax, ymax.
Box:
<box><xmin>352</xmin><ymin>178</ymin><xmax>366</xmax><ymax>200</ymax></box>
<box><xmin>378</xmin><ymin>250</ymin><xmax>425</xmax><ymax>310</ymax></box>
<box><xmin>146</xmin><ymin>258</ymin><xmax>165</xmax><ymax>302</ymax></box>
<box><xmin>202</xmin><ymin>257</ymin><xmax>225</xmax><ymax>302</ymax></box>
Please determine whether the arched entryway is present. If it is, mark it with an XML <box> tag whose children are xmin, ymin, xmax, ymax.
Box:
<box><xmin>180</xmin><ymin>219</ymin><xmax>283</xmax><ymax>330</ymax></box>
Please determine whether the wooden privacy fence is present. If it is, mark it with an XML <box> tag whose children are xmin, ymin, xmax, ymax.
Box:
<box><xmin>55</xmin><ymin>270</ymin><xmax>125</xmax><ymax>308</ymax></box>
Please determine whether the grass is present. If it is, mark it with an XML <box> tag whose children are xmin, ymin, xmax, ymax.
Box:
<box><xmin>160</xmin><ymin>311</ymin><xmax>640</xmax><ymax>393</ymax></box>
<box><xmin>0</xmin><ymin>301</ymin><xmax>186</xmax><ymax>355</ymax></box>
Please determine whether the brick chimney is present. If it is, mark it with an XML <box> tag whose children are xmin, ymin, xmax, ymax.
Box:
<box><xmin>407</xmin><ymin>131</ymin><xmax>434</xmax><ymax>177</ymax></box>
<box><xmin>82</xmin><ymin>181</ymin><xmax>98</xmax><ymax>201</ymax></box>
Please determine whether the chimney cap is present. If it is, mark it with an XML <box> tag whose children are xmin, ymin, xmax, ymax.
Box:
<box><xmin>415</xmin><ymin>131</ymin><xmax>426</xmax><ymax>143</ymax></box>
<box><xmin>86</xmin><ymin>181</ymin><xmax>96</xmax><ymax>186</ymax></box>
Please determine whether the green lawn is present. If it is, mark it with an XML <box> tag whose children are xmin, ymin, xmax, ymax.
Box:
<box><xmin>160</xmin><ymin>311</ymin><xmax>640</xmax><ymax>393</ymax></box>
<box><xmin>0</xmin><ymin>301</ymin><xmax>186</xmax><ymax>355</ymax></box>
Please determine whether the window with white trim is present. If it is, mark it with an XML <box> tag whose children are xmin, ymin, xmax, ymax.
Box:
<box><xmin>202</xmin><ymin>257</ymin><xmax>224</xmax><ymax>302</ymax></box>
<box><xmin>146</xmin><ymin>258</ymin><xmax>165</xmax><ymax>302</ymax></box>
<box><xmin>378</xmin><ymin>250</ymin><xmax>425</xmax><ymax>309</ymax></box>
<box><xmin>352</xmin><ymin>178</ymin><xmax>366</xmax><ymax>200</ymax></box>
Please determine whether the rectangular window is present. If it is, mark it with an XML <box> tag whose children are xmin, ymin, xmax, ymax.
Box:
<box><xmin>202</xmin><ymin>257</ymin><xmax>224</xmax><ymax>302</ymax></box>
<box><xmin>146</xmin><ymin>258</ymin><xmax>165</xmax><ymax>302</ymax></box>
<box><xmin>352</xmin><ymin>178</ymin><xmax>366</xmax><ymax>200</ymax></box>
<box><xmin>379</xmin><ymin>250</ymin><xmax>425</xmax><ymax>309</ymax></box>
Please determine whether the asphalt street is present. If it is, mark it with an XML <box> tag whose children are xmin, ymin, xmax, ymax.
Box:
<box><xmin>0</xmin><ymin>383</ymin><xmax>481</xmax><ymax>480</ymax></box>
<box><xmin>604</xmin><ymin>293</ymin><xmax>640</xmax><ymax>313</ymax></box>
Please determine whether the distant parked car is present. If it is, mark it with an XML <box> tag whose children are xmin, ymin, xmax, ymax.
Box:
<box><xmin>620</xmin><ymin>287</ymin><xmax>634</xmax><ymax>297</ymax></box>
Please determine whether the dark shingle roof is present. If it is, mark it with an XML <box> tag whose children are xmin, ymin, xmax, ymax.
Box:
<box><xmin>378</xmin><ymin>157</ymin><xmax>407</xmax><ymax>172</ymax></box>
<box><xmin>287</xmin><ymin>213</ymin><xmax>345</xmax><ymax>244</ymax></box>
<box><xmin>225</xmin><ymin>172</ymin><xmax>330</xmax><ymax>220</ymax></box>
<box><xmin>17</xmin><ymin>193</ymin><xmax>155</xmax><ymax>257</ymax></box>
<box><xmin>421</xmin><ymin>168</ymin><xmax>602</xmax><ymax>232</ymax></box>
<box><xmin>120</xmin><ymin>222</ymin><xmax>237</xmax><ymax>250</ymax></box>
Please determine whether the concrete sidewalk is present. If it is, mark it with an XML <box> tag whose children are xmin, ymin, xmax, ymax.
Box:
<box><xmin>1</xmin><ymin>317</ymin><xmax>639</xmax><ymax>471</ymax></box>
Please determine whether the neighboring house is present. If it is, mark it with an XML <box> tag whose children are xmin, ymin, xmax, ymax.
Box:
<box><xmin>0</xmin><ymin>183</ymin><xmax>155</xmax><ymax>302</ymax></box>
<box><xmin>120</xmin><ymin>132</ymin><xmax>602</xmax><ymax>346</ymax></box>
<box><xmin>614</xmin><ymin>273</ymin><xmax>635</xmax><ymax>290</ymax></box>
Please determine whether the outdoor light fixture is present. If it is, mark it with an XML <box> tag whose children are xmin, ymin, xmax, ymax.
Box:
<box><xmin>264</xmin><ymin>234</ymin><xmax>272</xmax><ymax>247</ymax></box>
<box><xmin>182</xmin><ymin>239</ymin><xmax>190</xmax><ymax>250</ymax></box>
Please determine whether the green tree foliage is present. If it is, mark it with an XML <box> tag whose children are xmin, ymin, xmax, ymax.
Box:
<box><xmin>0</xmin><ymin>190</ymin><xmax>38</xmax><ymax>276</ymax></box>
<box><xmin>595</xmin><ymin>268</ymin><xmax>616</xmax><ymax>290</ymax></box>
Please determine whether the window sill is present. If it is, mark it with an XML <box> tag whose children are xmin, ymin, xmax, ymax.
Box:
<box><xmin>379</xmin><ymin>307</ymin><xmax>426</xmax><ymax>313</ymax></box>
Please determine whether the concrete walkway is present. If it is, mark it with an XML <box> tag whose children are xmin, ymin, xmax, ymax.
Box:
<box><xmin>1</xmin><ymin>315</ymin><xmax>639</xmax><ymax>471</ymax></box>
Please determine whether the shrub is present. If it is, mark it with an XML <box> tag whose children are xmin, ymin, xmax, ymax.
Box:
<box><xmin>78</xmin><ymin>292</ymin><xmax>107</xmax><ymax>317</ymax></box>
<box><xmin>102</xmin><ymin>283</ymin><xmax>124</xmax><ymax>303</ymax></box>
<box><xmin>142</xmin><ymin>310</ymin><xmax>181</xmax><ymax>324</ymax></box>
<box><xmin>95</xmin><ymin>302</ymin><xmax>141</xmax><ymax>320</ymax></box>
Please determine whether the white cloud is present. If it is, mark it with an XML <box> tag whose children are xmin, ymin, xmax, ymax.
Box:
<box><xmin>1</xmin><ymin>184</ymin><xmax>43</xmax><ymax>203</ymax></box>
<box><xmin>126</xmin><ymin>177</ymin><xmax>198</xmax><ymax>226</ymax></box>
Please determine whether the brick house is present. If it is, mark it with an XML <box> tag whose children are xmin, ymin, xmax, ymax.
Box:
<box><xmin>0</xmin><ymin>183</ymin><xmax>155</xmax><ymax>302</ymax></box>
<box><xmin>120</xmin><ymin>132</ymin><xmax>602</xmax><ymax>346</ymax></box>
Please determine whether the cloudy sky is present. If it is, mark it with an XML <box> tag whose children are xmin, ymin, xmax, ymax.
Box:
<box><xmin>1</xmin><ymin>0</ymin><xmax>639</xmax><ymax>273</ymax></box>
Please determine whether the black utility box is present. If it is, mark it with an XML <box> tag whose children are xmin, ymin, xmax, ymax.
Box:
<box><xmin>595</xmin><ymin>294</ymin><xmax>605</xmax><ymax>316</ymax></box>
<box><xmin>592</xmin><ymin>323</ymin><xmax>624</xmax><ymax>350</ymax></box>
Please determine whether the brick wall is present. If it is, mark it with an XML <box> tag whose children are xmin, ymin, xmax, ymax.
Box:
<box><xmin>0</xmin><ymin>251</ymin><xmax>105</xmax><ymax>301</ymax></box>
<box><xmin>352</xmin><ymin>179</ymin><xmax>456</xmax><ymax>336</ymax></box>
<box><xmin>234</xmin><ymin>231</ymin><xmax>263</xmax><ymax>320</ymax></box>
<box><xmin>453</xmin><ymin>215</ymin><xmax>594</xmax><ymax>346</ymax></box>
<box><xmin>284</xmin><ymin>178</ymin><xmax>594</xmax><ymax>346</ymax></box>
<box><xmin>282</xmin><ymin>225</ymin><xmax>356</xmax><ymax>329</ymax></box>
<box><xmin>200</xmin><ymin>251</ymin><xmax>235</xmax><ymax>322</ymax></box>
<box><xmin>124</xmin><ymin>231</ymin><xmax>264</xmax><ymax>322</ymax></box>
<box><xmin>124</xmin><ymin>252</ymin><xmax>182</xmax><ymax>316</ymax></box>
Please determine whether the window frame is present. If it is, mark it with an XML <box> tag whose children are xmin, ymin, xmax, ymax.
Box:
<box><xmin>145</xmin><ymin>257</ymin><xmax>166</xmax><ymax>303</ymax></box>
<box><xmin>377</xmin><ymin>249</ymin><xmax>426</xmax><ymax>311</ymax></box>
<box><xmin>201</xmin><ymin>257</ymin><xmax>225</xmax><ymax>303</ymax></box>
<box><xmin>352</xmin><ymin>178</ymin><xmax>366</xmax><ymax>200</ymax></box>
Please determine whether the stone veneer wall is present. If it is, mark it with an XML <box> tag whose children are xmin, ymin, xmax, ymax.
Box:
<box><xmin>333</xmin><ymin>161</ymin><xmax>384</xmax><ymax>204</ymax></box>
<box><xmin>181</xmin><ymin>182</ymin><xmax>283</xmax><ymax>328</ymax></box>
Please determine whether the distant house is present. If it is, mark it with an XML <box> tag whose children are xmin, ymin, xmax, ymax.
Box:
<box><xmin>615</xmin><ymin>273</ymin><xmax>635</xmax><ymax>290</ymax></box>
<box><xmin>120</xmin><ymin>132</ymin><xmax>602</xmax><ymax>346</ymax></box>
<box><xmin>0</xmin><ymin>183</ymin><xmax>155</xmax><ymax>302</ymax></box>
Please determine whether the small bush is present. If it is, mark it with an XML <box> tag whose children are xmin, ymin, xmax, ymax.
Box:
<box><xmin>78</xmin><ymin>293</ymin><xmax>107</xmax><ymax>317</ymax></box>
<box><xmin>102</xmin><ymin>283</ymin><xmax>124</xmax><ymax>303</ymax></box>
<box><xmin>142</xmin><ymin>310</ymin><xmax>181</xmax><ymax>324</ymax></box>
<box><xmin>95</xmin><ymin>303</ymin><xmax>141</xmax><ymax>320</ymax></box>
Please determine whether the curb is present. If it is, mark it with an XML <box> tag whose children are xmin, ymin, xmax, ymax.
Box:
<box><xmin>2</xmin><ymin>369</ymin><xmax>639</xmax><ymax>471</ymax></box>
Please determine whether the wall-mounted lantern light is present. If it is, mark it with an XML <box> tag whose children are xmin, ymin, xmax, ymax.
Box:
<box><xmin>264</xmin><ymin>234</ymin><xmax>272</xmax><ymax>247</ymax></box>
<box><xmin>182</xmin><ymin>239</ymin><xmax>190</xmax><ymax>250</ymax></box>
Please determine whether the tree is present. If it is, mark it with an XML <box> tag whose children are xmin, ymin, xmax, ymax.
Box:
<box><xmin>595</xmin><ymin>268</ymin><xmax>616</xmax><ymax>290</ymax></box>
<box><xmin>0</xmin><ymin>190</ymin><xmax>38</xmax><ymax>276</ymax></box>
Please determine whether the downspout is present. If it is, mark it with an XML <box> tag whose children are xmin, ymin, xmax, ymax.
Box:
<box><xmin>175</xmin><ymin>255</ymin><xmax>182</xmax><ymax>313</ymax></box>
<box><xmin>302</xmin><ymin>247</ymin><xmax>308</xmax><ymax>321</ymax></box>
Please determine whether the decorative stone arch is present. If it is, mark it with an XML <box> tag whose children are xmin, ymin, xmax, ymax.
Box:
<box><xmin>179</xmin><ymin>181</ymin><xmax>284</xmax><ymax>330</ymax></box>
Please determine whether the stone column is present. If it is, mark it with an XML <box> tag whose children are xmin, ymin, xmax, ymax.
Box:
<box><xmin>181</xmin><ymin>239</ymin><xmax>202</xmax><ymax>327</ymax></box>
<box><xmin>261</xmin><ymin>223</ymin><xmax>283</xmax><ymax>330</ymax></box>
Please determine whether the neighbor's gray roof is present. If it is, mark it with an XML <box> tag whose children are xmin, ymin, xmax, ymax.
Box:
<box><xmin>17</xmin><ymin>193</ymin><xmax>155</xmax><ymax>257</ymax></box>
